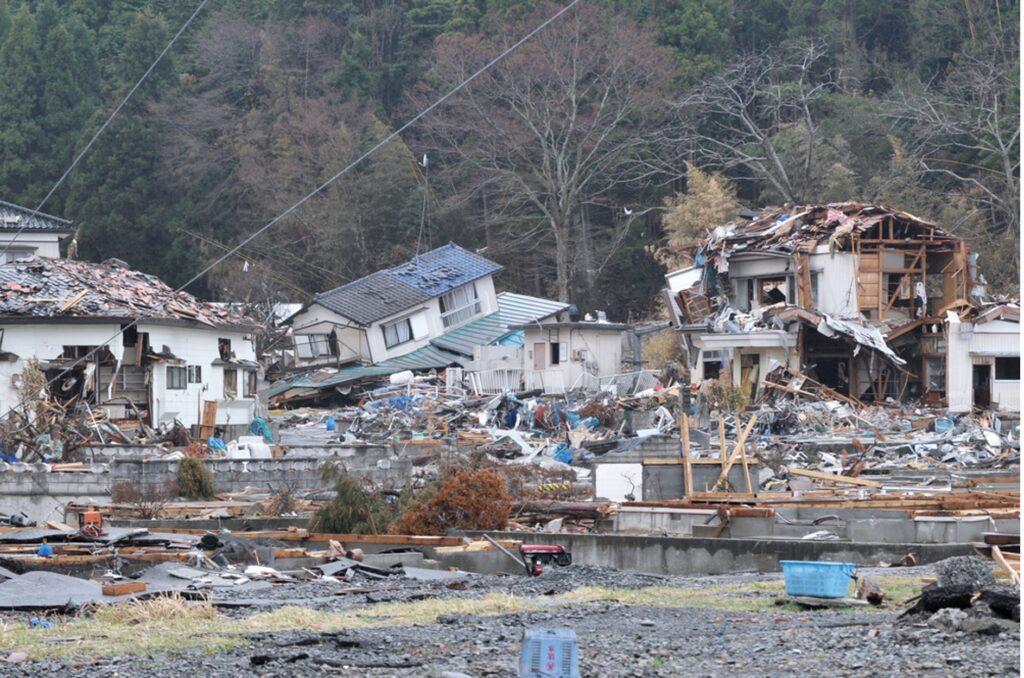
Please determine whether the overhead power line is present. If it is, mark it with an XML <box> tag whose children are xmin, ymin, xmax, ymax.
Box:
<box><xmin>0</xmin><ymin>0</ymin><xmax>211</xmax><ymax>262</ymax></box>
<box><xmin>0</xmin><ymin>0</ymin><xmax>582</xmax><ymax>425</ymax></box>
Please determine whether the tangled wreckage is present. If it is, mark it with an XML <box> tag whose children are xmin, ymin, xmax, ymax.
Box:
<box><xmin>664</xmin><ymin>203</ymin><xmax>1020</xmax><ymax>413</ymax></box>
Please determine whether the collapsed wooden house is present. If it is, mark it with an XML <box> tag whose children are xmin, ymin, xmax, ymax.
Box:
<box><xmin>664</xmin><ymin>203</ymin><xmax>1019</xmax><ymax>411</ymax></box>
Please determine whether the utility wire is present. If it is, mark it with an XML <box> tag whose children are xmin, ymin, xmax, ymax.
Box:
<box><xmin>0</xmin><ymin>0</ymin><xmax>211</xmax><ymax>263</ymax></box>
<box><xmin>0</xmin><ymin>0</ymin><xmax>582</xmax><ymax>424</ymax></box>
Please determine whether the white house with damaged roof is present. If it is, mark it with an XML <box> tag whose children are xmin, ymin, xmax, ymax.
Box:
<box><xmin>0</xmin><ymin>200</ymin><xmax>75</xmax><ymax>262</ymax></box>
<box><xmin>272</xmin><ymin>243</ymin><xmax>569</xmax><ymax>404</ymax></box>
<box><xmin>0</xmin><ymin>257</ymin><xmax>260</xmax><ymax>432</ymax></box>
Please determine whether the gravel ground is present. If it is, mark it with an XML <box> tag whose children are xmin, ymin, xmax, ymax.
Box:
<box><xmin>0</xmin><ymin>565</ymin><xmax>1017</xmax><ymax>677</ymax></box>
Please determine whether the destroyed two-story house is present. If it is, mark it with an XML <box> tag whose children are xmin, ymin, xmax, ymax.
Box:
<box><xmin>0</xmin><ymin>257</ymin><xmax>260</xmax><ymax>431</ymax></box>
<box><xmin>665</xmin><ymin>203</ymin><xmax>1020</xmax><ymax>412</ymax></box>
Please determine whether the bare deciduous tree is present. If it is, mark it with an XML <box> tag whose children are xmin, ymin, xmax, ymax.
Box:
<box><xmin>887</xmin><ymin>41</ymin><xmax>1020</xmax><ymax>269</ymax></box>
<box><xmin>677</xmin><ymin>42</ymin><xmax>837</xmax><ymax>203</ymax></box>
<box><xmin>410</xmin><ymin>3</ymin><xmax>682</xmax><ymax>302</ymax></box>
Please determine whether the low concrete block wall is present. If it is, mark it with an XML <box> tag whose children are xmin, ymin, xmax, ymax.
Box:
<box><xmin>466</xmin><ymin>531</ymin><xmax>972</xmax><ymax>575</ymax></box>
<box><xmin>111</xmin><ymin>458</ymin><xmax>325</xmax><ymax>493</ymax></box>
<box><xmin>0</xmin><ymin>472</ymin><xmax>110</xmax><ymax>523</ymax></box>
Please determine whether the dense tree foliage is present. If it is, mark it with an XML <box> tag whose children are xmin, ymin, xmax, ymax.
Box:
<box><xmin>0</xmin><ymin>0</ymin><xmax>1017</xmax><ymax>315</ymax></box>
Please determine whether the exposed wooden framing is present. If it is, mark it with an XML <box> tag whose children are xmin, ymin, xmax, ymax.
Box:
<box><xmin>881</xmin><ymin>245</ymin><xmax>925</xmax><ymax>318</ymax></box>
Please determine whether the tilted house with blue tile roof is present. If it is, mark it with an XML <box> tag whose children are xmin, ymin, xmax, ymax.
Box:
<box><xmin>272</xmin><ymin>244</ymin><xmax>569</xmax><ymax>403</ymax></box>
<box><xmin>287</xmin><ymin>243</ymin><xmax>508</xmax><ymax>367</ymax></box>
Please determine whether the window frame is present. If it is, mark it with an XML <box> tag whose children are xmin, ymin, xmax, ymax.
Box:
<box><xmin>382</xmin><ymin>317</ymin><xmax>414</xmax><ymax>349</ymax></box>
<box><xmin>994</xmin><ymin>357</ymin><xmax>1020</xmax><ymax>381</ymax></box>
<box><xmin>223</xmin><ymin>368</ymin><xmax>238</xmax><ymax>398</ymax></box>
<box><xmin>187</xmin><ymin>365</ymin><xmax>202</xmax><ymax>384</ymax></box>
<box><xmin>245</xmin><ymin>370</ymin><xmax>258</xmax><ymax>397</ymax></box>
<box><xmin>295</xmin><ymin>333</ymin><xmax>336</xmax><ymax>359</ymax></box>
<box><xmin>167</xmin><ymin>365</ymin><xmax>187</xmax><ymax>390</ymax></box>
<box><xmin>439</xmin><ymin>283</ymin><xmax>482</xmax><ymax>328</ymax></box>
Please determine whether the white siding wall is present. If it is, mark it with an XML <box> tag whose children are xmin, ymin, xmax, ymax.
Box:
<box><xmin>809</xmin><ymin>248</ymin><xmax>859</xmax><ymax>317</ymax></box>
<box><xmin>0</xmin><ymin>322</ymin><xmax>258</xmax><ymax>428</ymax></box>
<box><xmin>367</xmin><ymin>307</ymin><xmax>434</xmax><ymax>362</ymax></box>
<box><xmin>947</xmin><ymin>317</ymin><xmax>1020</xmax><ymax>413</ymax></box>
<box><xmin>289</xmin><ymin>305</ymin><xmax>368</xmax><ymax>364</ymax></box>
<box><xmin>522</xmin><ymin>327</ymin><xmax>625</xmax><ymax>392</ymax></box>
<box><xmin>143</xmin><ymin>324</ymin><xmax>257</xmax><ymax>428</ymax></box>
<box><xmin>0</xmin><ymin>233</ymin><xmax>64</xmax><ymax>259</ymax></box>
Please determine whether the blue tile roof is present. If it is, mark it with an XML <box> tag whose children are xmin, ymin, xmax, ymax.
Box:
<box><xmin>389</xmin><ymin>243</ymin><xmax>502</xmax><ymax>296</ymax></box>
<box><xmin>312</xmin><ymin>243</ymin><xmax>501</xmax><ymax>326</ymax></box>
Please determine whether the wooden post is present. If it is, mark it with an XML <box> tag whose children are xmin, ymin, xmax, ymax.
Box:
<box><xmin>718</xmin><ymin>416</ymin><xmax>727</xmax><ymax>458</ymax></box>
<box><xmin>712</xmin><ymin>415</ymin><xmax>757</xmax><ymax>491</ymax></box>
<box><xmin>740</xmin><ymin>441</ymin><xmax>754</xmax><ymax>495</ymax></box>
<box><xmin>680</xmin><ymin>413</ymin><xmax>693</xmax><ymax>498</ymax></box>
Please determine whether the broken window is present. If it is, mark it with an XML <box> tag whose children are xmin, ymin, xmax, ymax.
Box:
<box><xmin>295</xmin><ymin>333</ymin><xmax>335</xmax><ymax>359</ymax></box>
<box><xmin>995</xmin><ymin>357</ymin><xmax>1020</xmax><ymax>380</ymax></box>
<box><xmin>167</xmin><ymin>366</ymin><xmax>186</xmax><ymax>390</ymax></box>
<box><xmin>187</xmin><ymin>365</ymin><xmax>202</xmax><ymax>383</ymax></box>
<box><xmin>757</xmin><ymin>278</ymin><xmax>788</xmax><ymax>305</ymax></box>
<box><xmin>925</xmin><ymin>357</ymin><xmax>946</xmax><ymax>393</ymax></box>
<box><xmin>224</xmin><ymin>369</ymin><xmax>238</xmax><ymax>398</ymax></box>
<box><xmin>382</xmin><ymin>318</ymin><xmax>413</xmax><ymax>348</ymax></box>
<box><xmin>439</xmin><ymin>283</ymin><xmax>481</xmax><ymax>328</ymax></box>
<box><xmin>218</xmin><ymin>338</ymin><xmax>232</xmax><ymax>361</ymax></box>
<box><xmin>245</xmin><ymin>370</ymin><xmax>258</xmax><ymax>397</ymax></box>
<box><xmin>702</xmin><ymin>350</ymin><xmax>722</xmax><ymax>380</ymax></box>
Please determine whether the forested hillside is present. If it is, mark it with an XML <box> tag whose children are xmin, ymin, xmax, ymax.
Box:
<box><xmin>0</xmin><ymin>0</ymin><xmax>1017</xmax><ymax>318</ymax></box>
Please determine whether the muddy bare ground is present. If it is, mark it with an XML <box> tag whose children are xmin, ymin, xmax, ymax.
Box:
<box><xmin>0</xmin><ymin>566</ymin><xmax>1017</xmax><ymax>677</ymax></box>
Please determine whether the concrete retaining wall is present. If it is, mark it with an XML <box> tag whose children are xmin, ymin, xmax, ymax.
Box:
<box><xmin>466</xmin><ymin>531</ymin><xmax>972</xmax><ymax>575</ymax></box>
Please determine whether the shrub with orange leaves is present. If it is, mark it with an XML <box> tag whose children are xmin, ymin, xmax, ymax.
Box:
<box><xmin>391</xmin><ymin>468</ymin><xmax>510</xmax><ymax>536</ymax></box>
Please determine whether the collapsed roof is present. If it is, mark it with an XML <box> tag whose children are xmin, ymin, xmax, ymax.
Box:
<box><xmin>0</xmin><ymin>257</ymin><xmax>250</xmax><ymax>328</ymax></box>
<box><xmin>691</xmin><ymin>202</ymin><xmax>959</xmax><ymax>258</ymax></box>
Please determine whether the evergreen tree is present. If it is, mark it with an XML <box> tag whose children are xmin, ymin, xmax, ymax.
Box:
<box><xmin>0</xmin><ymin>6</ymin><xmax>44</xmax><ymax>204</ymax></box>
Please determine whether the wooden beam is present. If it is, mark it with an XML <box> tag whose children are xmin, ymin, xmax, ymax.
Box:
<box><xmin>787</xmin><ymin>467</ymin><xmax>882</xmax><ymax>488</ymax></box>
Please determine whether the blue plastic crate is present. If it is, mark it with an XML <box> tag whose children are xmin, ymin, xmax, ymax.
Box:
<box><xmin>519</xmin><ymin>628</ymin><xmax>580</xmax><ymax>678</ymax></box>
<box><xmin>779</xmin><ymin>560</ymin><xmax>855</xmax><ymax>598</ymax></box>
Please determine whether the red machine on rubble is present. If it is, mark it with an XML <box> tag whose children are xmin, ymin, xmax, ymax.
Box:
<box><xmin>519</xmin><ymin>544</ymin><xmax>572</xmax><ymax>576</ymax></box>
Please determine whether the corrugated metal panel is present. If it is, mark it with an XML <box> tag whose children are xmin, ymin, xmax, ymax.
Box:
<box><xmin>267</xmin><ymin>344</ymin><xmax>465</xmax><ymax>397</ymax></box>
<box><xmin>496</xmin><ymin>292</ymin><xmax>568</xmax><ymax>326</ymax></box>
<box><xmin>429</xmin><ymin>312</ymin><xmax>504</xmax><ymax>356</ymax></box>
